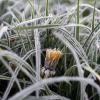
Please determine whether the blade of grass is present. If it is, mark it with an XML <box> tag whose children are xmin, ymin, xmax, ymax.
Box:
<box><xmin>28</xmin><ymin>0</ymin><xmax>34</xmax><ymax>18</ymax></box>
<box><xmin>34</xmin><ymin>29</ymin><xmax>41</xmax><ymax>97</ymax></box>
<box><xmin>2</xmin><ymin>67</ymin><xmax>21</xmax><ymax>100</ymax></box>
<box><xmin>83</xmin><ymin>22</ymin><xmax>100</xmax><ymax>49</ymax></box>
<box><xmin>92</xmin><ymin>0</ymin><xmax>96</xmax><ymax>31</ymax></box>
<box><xmin>76</xmin><ymin>0</ymin><xmax>80</xmax><ymax>41</ymax></box>
<box><xmin>45</xmin><ymin>0</ymin><xmax>48</xmax><ymax>16</ymax></box>
<box><xmin>9</xmin><ymin>77</ymin><xmax>100</xmax><ymax>100</ymax></box>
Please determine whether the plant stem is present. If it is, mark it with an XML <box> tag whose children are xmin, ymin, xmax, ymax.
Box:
<box><xmin>76</xmin><ymin>0</ymin><xmax>80</xmax><ymax>41</ymax></box>
<box><xmin>92</xmin><ymin>0</ymin><xmax>96</xmax><ymax>32</ymax></box>
<box><xmin>45</xmin><ymin>0</ymin><xmax>48</xmax><ymax>16</ymax></box>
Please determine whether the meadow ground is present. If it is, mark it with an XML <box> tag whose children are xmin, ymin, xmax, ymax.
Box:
<box><xmin>0</xmin><ymin>0</ymin><xmax>100</xmax><ymax>100</ymax></box>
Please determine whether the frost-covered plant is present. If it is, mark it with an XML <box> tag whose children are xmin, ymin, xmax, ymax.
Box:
<box><xmin>0</xmin><ymin>0</ymin><xmax>100</xmax><ymax>100</ymax></box>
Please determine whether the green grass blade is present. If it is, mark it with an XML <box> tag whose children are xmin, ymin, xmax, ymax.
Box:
<box><xmin>45</xmin><ymin>0</ymin><xmax>48</xmax><ymax>16</ymax></box>
<box><xmin>76</xmin><ymin>0</ymin><xmax>80</xmax><ymax>41</ymax></box>
<box><xmin>92</xmin><ymin>0</ymin><xmax>96</xmax><ymax>31</ymax></box>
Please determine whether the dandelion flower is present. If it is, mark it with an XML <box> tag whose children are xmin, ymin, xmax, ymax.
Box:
<box><xmin>45</xmin><ymin>48</ymin><xmax>62</xmax><ymax>70</ymax></box>
<box><xmin>41</xmin><ymin>48</ymin><xmax>62</xmax><ymax>78</ymax></box>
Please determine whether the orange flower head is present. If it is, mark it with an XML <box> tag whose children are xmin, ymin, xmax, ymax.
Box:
<box><xmin>45</xmin><ymin>49</ymin><xmax>62</xmax><ymax>69</ymax></box>
<box><xmin>46</xmin><ymin>49</ymin><xmax>62</xmax><ymax>61</ymax></box>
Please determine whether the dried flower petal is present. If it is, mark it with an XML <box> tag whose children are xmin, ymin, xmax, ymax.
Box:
<box><xmin>44</xmin><ymin>69</ymin><xmax>50</xmax><ymax>78</ymax></box>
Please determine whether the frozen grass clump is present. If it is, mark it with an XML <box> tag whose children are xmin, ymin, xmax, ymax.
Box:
<box><xmin>0</xmin><ymin>0</ymin><xmax>100</xmax><ymax>100</ymax></box>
